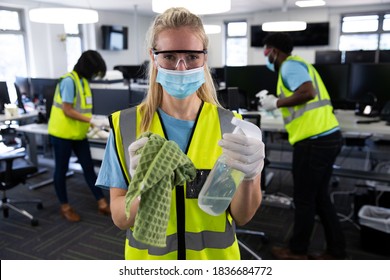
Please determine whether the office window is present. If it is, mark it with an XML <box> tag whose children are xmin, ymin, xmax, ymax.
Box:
<box><xmin>0</xmin><ymin>7</ymin><xmax>28</xmax><ymax>81</ymax></box>
<box><xmin>380</xmin><ymin>34</ymin><xmax>390</xmax><ymax>49</ymax></box>
<box><xmin>339</xmin><ymin>12</ymin><xmax>390</xmax><ymax>51</ymax></box>
<box><xmin>342</xmin><ymin>15</ymin><xmax>379</xmax><ymax>33</ymax></box>
<box><xmin>225</xmin><ymin>21</ymin><xmax>247</xmax><ymax>66</ymax></box>
<box><xmin>384</xmin><ymin>14</ymin><xmax>390</xmax><ymax>31</ymax></box>
<box><xmin>64</xmin><ymin>23</ymin><xmax>82</xmax><ymax>71</ymax></box>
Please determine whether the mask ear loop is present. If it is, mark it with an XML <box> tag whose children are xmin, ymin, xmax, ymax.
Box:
<box><xmin>264</xmin><ymin>47</ymin><xmax>272</xmax><ymax>57</ymax></box>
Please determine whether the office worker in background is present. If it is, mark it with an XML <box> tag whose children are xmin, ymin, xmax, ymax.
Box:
<box><xmin>48</xmin><ymin>50</ymin><xmax>111</xmax><ymax>222</ymax></box>
<box><xmin>96</xmin><ymin>8</ymin><xmax>265</xmax><ymax>259</ymax></box>
<box><xmin>260</xmin><ymin>33</ymin><xmax>346</xmax><ymax>260</ymax></box>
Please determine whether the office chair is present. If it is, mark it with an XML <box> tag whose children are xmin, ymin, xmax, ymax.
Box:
<box><xmin>0</xmin><ymin>148</ymin><xmax>42</xmax><ymax>226</ymax></box>
<box><xmin>236</xmin><ymin>113</ymin><xmax>269</xmax><ymax>260</ymax></box>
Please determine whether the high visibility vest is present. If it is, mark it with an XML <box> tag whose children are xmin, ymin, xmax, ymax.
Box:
<box><xmin>277</xmin><ymin>56</ymin><xmax>339</xmax><ymax>145</ymax></box>
<box><xmin>48</xmin><ymin>71</ymin><xmax>92</xmax><ymax>140</ymax></box>
<box><xmin>110</xmin><ymin>102</ymin><xmax>242</xmax><ymax>260</ymax></box>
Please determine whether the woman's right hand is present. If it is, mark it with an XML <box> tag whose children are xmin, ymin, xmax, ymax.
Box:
<box><xmin>128</xmin><ymin>137</ymin><xmax>149</xmax><ymax>178</ymax></box>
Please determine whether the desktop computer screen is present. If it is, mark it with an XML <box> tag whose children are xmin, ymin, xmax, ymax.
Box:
<box><xmin>217</xmin><ymin>87</ymin><xmax>246</xmax><ymax>112</ymax></box>
<box><xmin>15</xmin><ymin>76</ymin><xmax>31</xmax><ymax>97</ymax></box>
<box><xmin>315</xmin><ymin>51</ymin><xmax>342</xmax><ymax>64</ymax></box>
<box><xmin>30</xmin><ymin>78</ymin><xmax>58</xmax><ymax>102</ymax></box>
<box><xmin>0</xmin><ymin>81</ymin><xmax>11</xmax><ymax>114</ymax></box>
<box><xmin>348</xmin><ymin>63</ymin><xmax>390</xmax><ymax>112</ymax></box>
<box><xmin>379</xmin><ymin>50</ymin><xmax>390</xmax><ymax>63</ymax></box>
<box><xmin>210</xmin><ymin>67</ymin><xmax>226</xmax><ymax>87</ymax></box>
<box><xmin>113</xmin><ymin>65</ymin><xmax>147</xmax><ymax>82</ymax></box>
<box><xmin>225</xmin><ymin>65</ymin><xmax>278</xmax><ymax>110</ymax></box>
<box><xmin>345</xmin><ymin>50</ymin><xmax>376</xmax><ymax>63</ymax></box>
<box><xmin>314</xmin><ymin>64</ymin><xmax>353</xmax><ymax>109</ymax></box>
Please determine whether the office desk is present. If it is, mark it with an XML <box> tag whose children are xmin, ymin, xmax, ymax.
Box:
<box><xmin>0</xmin><ymin>111</ymin><xmax>38</xmax><ymax>123</ymax></box>
<box><xmin>14</xmin><ymin>123</ymin><xmax>47</xmax><ymax>167</ymax></box>
<box><xmin>15</xmin><ymin>123</ymin><xmax>107</xmax><ymax>165</ymax></box>
<box><xmin>249</xmin><ymin>109</ymin><xmax>390</xmax><ymax>139</ymax></box>
<box><xmin>15</xmin><ymin>123</ymin><xmax>107</xmax><ymax>190</ymax></box>
<box><xmin>334</xmin><ymin>110</ymin><xmax>390</xmax><ymax>140</ymax></box>
<box><xmin>249</xmin><ymin>109</ymin><xmax>390</xmax><ymax>184</ymax></box>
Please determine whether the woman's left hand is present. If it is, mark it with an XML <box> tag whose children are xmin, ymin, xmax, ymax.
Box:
<box><xmin>218</xmin><ymin>133</ymin><xmax>265</xmax><ymax>180</ymax></box>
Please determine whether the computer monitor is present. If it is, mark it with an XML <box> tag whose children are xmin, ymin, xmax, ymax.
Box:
<box><xmin>15</xmin><ymin>76</ymin><xmax>31</xmax><ymax>98</ymax></box>
<box><xmin>14</xmin><ymin>82</ymin><xmax>27</xmax><ymax>114</ymax></box>
<box><xmin>0</xmin><ymin>81</ymin><xmax>11</xmax><ymax>114</ymax></box>
<box><xmin>30</xmin><ymin>78</ymin><xmax>58</xmax><ymax>102</ymax></box>
<box><xmin>225</xmin><ymin>65</ymin><xmax>277</xmax><ymax>110</ymax></box>
<box><xmin>42</xmin><ymin>83</ymin><xmax>57</xmax><ymax>122</ymax></box>
<box><xmin>113</xmin><ymin>65</ymin><xmax>146</xmax><ymax>82</ymax></box>
<box><xmin>379</xmin><ymin>50</ymin><xmax>390</xmax><ymax>63</ymax></box>
<box><xmin>210</xmin><ymin>67</ymin><xmax>226</xmax><ymax>86</ymax></box>
<box><xmin>315</xmin><ymin>51</ymin><xmax>342</xmax><ymax>64</ymax></box>
<box><xmin>345</xmin><ymin>50</ymin><xmax>376</xmax><ymax>63</ymax></box>
<box><xmin>92</xmin><ymin>87</ymin><xmax>131</xmax><ymax>115</ymax></box>
<box><xmin>348</xmin><ymin>63</ymin><xmax>390</xmax><ymax>112</ymax></box>
<box><xmin>314</xmin><ymin>64</ymin><xmax>353</xmax><ymax>109</ymax></box>
<box><xmin>216</xmin><ymin>87</ymin><xmax>247</xmax><ymax>112</ymax></box>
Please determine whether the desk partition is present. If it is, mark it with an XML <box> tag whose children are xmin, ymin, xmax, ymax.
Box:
<box><xmin>92</xmin><ymin>87</ymin><xmax>131</xmax><ymax>115</ymax></box>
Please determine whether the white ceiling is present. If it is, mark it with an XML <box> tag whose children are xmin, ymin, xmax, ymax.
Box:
<box><xmin>27</xmin><ymin>0</ymin><xmax>390</xmax><ymax>16</ymax></box>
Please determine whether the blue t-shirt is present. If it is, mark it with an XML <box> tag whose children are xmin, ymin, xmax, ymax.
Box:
<box><xmin>157</xmin><ymin>108</ymin><xmax>194</xmax><ymax>152</ymax></box>
<box><xmin>96</xmin><ymin>109</ymin><xmax>195</xmax><ymax>190</ymax></box>
<box><xmin>59</xmin><ymin>77</ymin><xmax>75</xmax><ymax>103</ymax></box>
<box><xmin>280</xmin><ymin>60</ymin><xmax>312</xmax><ymax>92</ymax></box>
<box><xmin>59</xmin><ymin>76</ymin><xmax>85</xmax><ymax>103</ymax></box>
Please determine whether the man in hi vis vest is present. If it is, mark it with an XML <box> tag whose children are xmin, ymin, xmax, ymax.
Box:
<box><xmin>260</xmin><ymin>32</ymin><xmax>346</xmax><ymax>260</ymax></box>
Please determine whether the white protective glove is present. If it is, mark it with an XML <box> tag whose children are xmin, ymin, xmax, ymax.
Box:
<box><xmin>218</xmin><ymin>133</ymin><xmax>265</xmax><ymax>180</ymax></box>
<box><xmin>127</xmin><ymin>137</ymin><xmax>149</xmax><ymax>178</ymax></box>
<box><xmin>90</xmin><ymin>115</ymin><xmax>110</xmax><ymax>128</ymax></box>
<box><xmin>260</xmin><ymin>94</ymin><xmax>279</xmax><ymax>111</ymax></box>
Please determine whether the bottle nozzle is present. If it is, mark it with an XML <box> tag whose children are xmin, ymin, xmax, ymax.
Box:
<box><xmin>231</xmin><ymin>117</ymin><xmax>262</xmax><ymax>141</ymax></box>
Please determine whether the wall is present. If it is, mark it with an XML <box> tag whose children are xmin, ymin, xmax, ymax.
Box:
<box><xmin>2</xmin><ymin>1</ymin><xmax>389</xmax><ymax>77</ymax></box>
<box><xmin>94</xmin><ymin>10</ymin><xmax>152</xmax><ymax>71</ymax></box>
<box><xmin>1</xmin><ymin>0</ymin><xmax>154</xmax><ymax>78</ymax></box>
<box><xmin>202</xmin><ymin>4</ymin><xmax>389</xmax><ymax>67</ymax></box>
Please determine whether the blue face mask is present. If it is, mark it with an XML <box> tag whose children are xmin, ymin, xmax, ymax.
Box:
<box><xmin>156</xmin><ymin>66</ymin><xmax>205</xmax><ymax>99</ymax></box>
<box><xmin>265</xmin><ymin>55</ymin><xmax>275</xmax><ymax>72</ymax></box>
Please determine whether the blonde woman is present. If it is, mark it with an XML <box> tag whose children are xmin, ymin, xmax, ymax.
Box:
<box><xmin>96</xmin><ymin>8</ymin><xmax>265</xmax><ymax>260</ymax></box>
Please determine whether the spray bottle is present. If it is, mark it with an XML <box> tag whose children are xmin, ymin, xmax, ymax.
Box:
<box><xmin>198</xmin><ymin>117</ymin><xmax>262</xmax><ymax>216</ymax></box>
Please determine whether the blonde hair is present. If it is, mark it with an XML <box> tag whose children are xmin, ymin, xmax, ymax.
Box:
<box><xmin>139</xmin><ymin>7</ymin><xmax>221</xmax><ymax>132</ymax></box>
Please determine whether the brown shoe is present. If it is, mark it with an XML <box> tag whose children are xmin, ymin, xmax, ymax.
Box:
<box><xmin>60</xmin><ymin>205</ymin><xmax>81</xmax><ymax>222</ymax></box>
<box><xmin>271</xmin><ymin>246</ymin><xmax>308</xmax><ymax>260</ymax></box>
<box><xmin>97</xmin><ymin>198</ymin><xmax>111</xmax><ymax>215</ymax></box>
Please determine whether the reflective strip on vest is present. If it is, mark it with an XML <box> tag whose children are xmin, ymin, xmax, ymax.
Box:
<box><xmin>282</xmin><ymin>98</ymin><xmax>332</xmax><ymax>125</ymax></box>
<box><xmin>126</xmin><ymin>221</ymin><xmax>235</xmax><ymax>255</ymax></box>
<box><xmin>51</xmin><ymin>102</ymin><xmax>91</xmax><ymax>114</ymax></box>
<box><xmin>118</xmin><ymin>107</ymin><xmax>136</xmax><ymax>172</ymax></box>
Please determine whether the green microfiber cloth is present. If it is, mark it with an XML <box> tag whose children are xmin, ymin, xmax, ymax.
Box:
<box><xmin>125</xmin><ymin>132</ymin><xmax>196</xmax><ymax>247</ymax></box>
